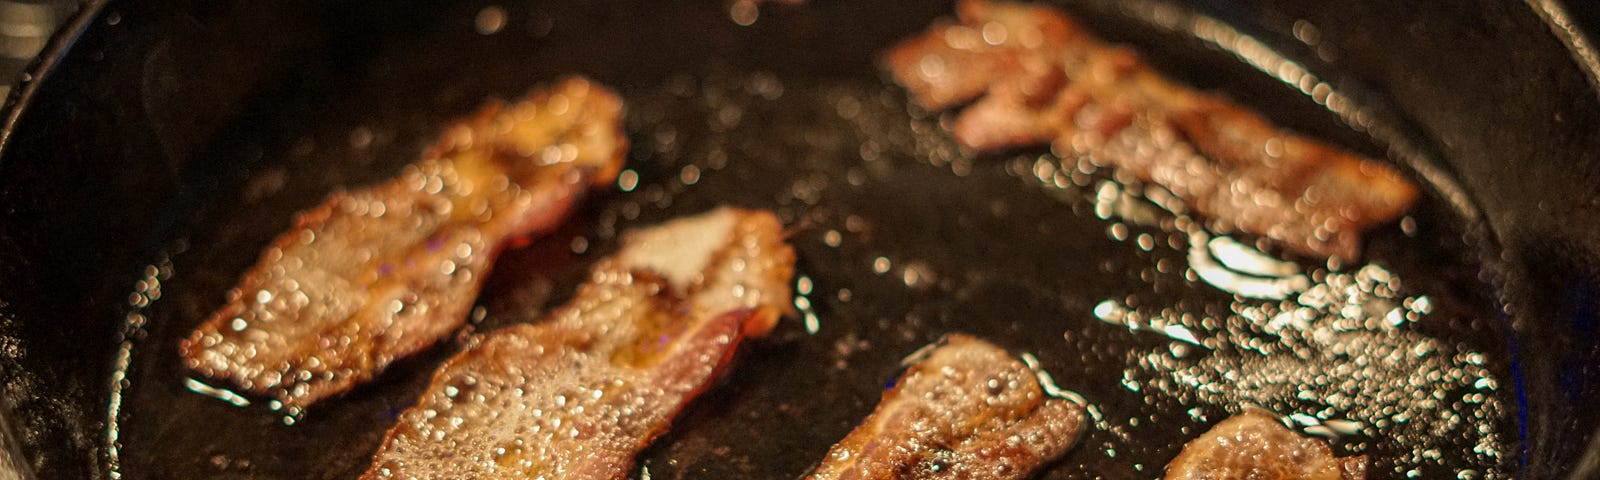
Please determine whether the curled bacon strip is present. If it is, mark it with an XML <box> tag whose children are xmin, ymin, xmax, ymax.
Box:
<box><xmin>180</xmin><ymin>78</ymin><xmax>628</xmax><ymax>411</ymax></box>
<box><xmin>806</xmin><ymin>334</ymin><xmax>1085</xmax><ymax>480</ymax></box>
<box><xmin>362</xmin><ymin>207</ymin><xmax>795</xmax><ymax>480</ymax></box>
<box><xmin>885</xmin><ymin>0</ymin><xmax>1418</xmax><ymax>259</ymax></box>
<box><xmin>1166</xmin><ymin>411</ymin><xmax>1367</xmax><ymax>480</ymax></box>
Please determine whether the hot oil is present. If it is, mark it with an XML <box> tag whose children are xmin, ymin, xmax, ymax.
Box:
<box><xmin>106</xmin><ymin>7</ymin><xmax>1513</xmax><ymax>480</ymax></box>
<box><xmin>608</xmin><ymin>77</ymin><xmax>1511</xmax><ymax>479</ymax></box>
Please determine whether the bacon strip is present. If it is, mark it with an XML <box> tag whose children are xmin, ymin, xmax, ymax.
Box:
<box><xmin>180</xmin><ymin>78</ymin><xmax>628</xmax><ymax>412</ymax></box>
<box><xmin>362</xmin><ymin>207</ymin><xmax>795</xmax><ymax>480</ymax></box>
<box><xmin>806</xmin><ymin>335</ymin><xmax>1085</xmax><ymax>480</ymax></box>
<box><xmin>885</xmin><ymin>0</ymin><xmax>1418</xmax><ymax>260</ymax></box>
<box><xmin>1166</xmin><ymin>411</ymin><xmax>1367</xmax><ymax>480</ymax></box>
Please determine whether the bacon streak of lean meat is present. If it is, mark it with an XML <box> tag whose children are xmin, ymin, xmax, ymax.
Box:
<box><xmin>363</xmin><ymin>207</ymin><xmax>796</xmax><ymax>480</ymax></box>
<box><xmin>1165</xmin><ymin>411</ymin><xmax>1367</xmax><ymax>480</ymax></box>
<box><xmin>806</xmin><ymin>334</ymin><xmax>1086</xmax><ymax>480</ymax></box>
<box><xmin>885</xmin><ymin>0</ymin><xmax>1418</xmax><ymax>260</ymax></box>
<box><xmin>181</xmin><ymin>78</ymin><xmax>628</xmax><ymax>413</ymax></box>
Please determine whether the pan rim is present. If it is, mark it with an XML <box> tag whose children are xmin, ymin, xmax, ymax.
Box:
<box><xmin>0</xmin><ymin>0</ymin><xmax>107</xmax><ymax>164</ymax></box>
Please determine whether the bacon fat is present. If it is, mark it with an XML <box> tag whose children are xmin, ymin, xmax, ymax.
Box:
<box><xmin>806</xmin><ymin>334</ymin><xmax>1085</xmax><ymax>480</ymax></box>
<box><xmin>181</xmin><ymin>78</ymin><xmax>628</xmax><ymax>411</ymax></box>
<box><xmin>362</xmin><ymin>207</ymin><xmax>796</xmax><ymax>480</ymax></box>
<box><xmin>886</xmin><ymin>0</ymin><xmax>1418</xmax><ymax>259</ymax></box>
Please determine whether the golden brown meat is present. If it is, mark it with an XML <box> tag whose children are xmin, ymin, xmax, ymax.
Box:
<box><xmin>806</xmin><ymin>335</ymin><xmax>1085</xmax><ymax>480</ymax></box>
<box><xmin>362</xmin><ymin>207</ymin><xmax>796</xmax><ymax>480</ymax></box>
<box><xmin>180</xmin><ymin>78</ymin><xmax>628</xmax><ymax>412</ymax></box>
<box><xmin>885</xmin><ymin>0</ymin><xmax>1418</xmax><ymax>260</ymax></box>
<box><xmin>1165</xmin><ymin>411</ymin><xmax>1367</xmax><ymax>480</ymax></box>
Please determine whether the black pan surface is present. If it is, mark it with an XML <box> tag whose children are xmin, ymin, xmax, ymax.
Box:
<box><xmin>2</xmin><ymin>0</ymin><xmax>1599</xmax><ymax>479</ymax></box>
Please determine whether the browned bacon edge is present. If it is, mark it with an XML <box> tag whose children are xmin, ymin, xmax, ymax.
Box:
<box><xmin>1165</xmin><ymin>411</ymin><xmax>1367</xmax><ymax>480</ymax></box>
<box><xmin>885</xmin><ymin>0</ymin><xmax>1419</xmax><ymax>260</ymax></box>
<box><xmin>362</xmin><ymin>207</ymin><xmax>796</xmax><ymax>479</ymax></box>
<box><xmin>180</xmin><ymin>77</ymin><xmax>627</xmax><ymax>412</ymax></box>
<box><xmin>806</xmin><ymin>334</ymin><xmax>1086</xmax><ymax>480</ymax></box>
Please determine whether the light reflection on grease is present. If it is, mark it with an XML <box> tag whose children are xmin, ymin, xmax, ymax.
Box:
<box><xmin>183</xmin><ymin>378</ymin><xmax>251</xmax><ymax>408</ymax></box>
<box><xmin>1018</xmin><ymin>352</ymin><xmax>1106</xmax><ymax>429</ymax></box>
<box><xmin>1188</xmin><ymin>231</ymin><xmax>1310</xmax><ymax>300</ymax></box>
<box><xmin>106</xmin><ymin>243</ymin><xmax>185</xmax><ymax>480</ymax></box>
<box><xmin>795</xmin><ymin>275</ymin><xmax>821</xmax><ymax>334</ymax></box>
<box><xmin>1092</xmin><ymin>299</ymin><xmax>1206</xmax><ymax>348</ymax></box>
<box><xmin>1016</xmin><ymin>125</ymin><xmax>1504</xmax><ymax>473</ymax></box>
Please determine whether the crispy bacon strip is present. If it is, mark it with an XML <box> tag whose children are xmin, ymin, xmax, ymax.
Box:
<box><xmin>806</xmin><ymin>335</ymin><xmax>1085</xmax><ymax>480</ymax></box>
<box><xmin>1166</xmin><ymin>411</ymin><xmax>1367</xmax><ymax>480</ymax></box>
<box><xmin>362</xmin><ymin>207</ymin><xmax>795</xmax><ymax>480</ymax></box>
<box><xmin>180</xmin><ymin>78</ymin><xmax>628</xmax><ymax>412</ymax></box>
<box><xmin>885</xmin><ymin>0</ymin><xmax>1418</xmax><ymax>260</ymax></box>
